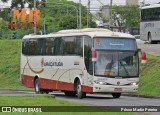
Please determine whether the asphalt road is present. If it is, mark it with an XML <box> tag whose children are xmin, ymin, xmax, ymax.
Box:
<box><xmin>137</xmin><ymin>39</ymin><xmax>160</xmax><ymax>56</ymax></box>
<box><xmin>0</xmin><ymin>90</ymin><xmax>159</xmax><ymax>114</ymax></box>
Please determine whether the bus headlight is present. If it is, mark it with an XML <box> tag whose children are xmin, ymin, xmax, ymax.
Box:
<box><xmin>130</xmin><ymin>82</ymin><xmax>138</xmax><ymax>85</ymax></box>
<box><xmin>94</xmin><ymin>80</ymin><xmax>107</xmax><ymax>85</ymax></box>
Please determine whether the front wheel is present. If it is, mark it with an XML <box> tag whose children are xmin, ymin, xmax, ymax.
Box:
<box><xmin>112</xmin><ymin>93</ymin><xmax>121</xmax><ymax>98</ymax></box>
<box><xmin>76</xmin><ymin>80</ymin><xmax>86</xmax><ymax>99</ymax></box>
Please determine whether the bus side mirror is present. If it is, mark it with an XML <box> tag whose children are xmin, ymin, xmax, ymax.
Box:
<box><xmin>134</xmin><ymin>48</ymin><xmax>141</xmax><ymax>56</ymax></box>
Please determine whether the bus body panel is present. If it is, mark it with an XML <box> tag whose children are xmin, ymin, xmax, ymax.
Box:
<box><xmin>140</xmin><ymin>21</ymin><xmax>160</xmax><ymax>41</ymax></box>
<box><xmin>21</xmin><ymin>54</ymin><xmax>93</xmax><ymax>92</ymax></box>
<box><xmin>93</xmin><ymin>77</ymin><xmax>138</xmax><ymax>93</ymax></box>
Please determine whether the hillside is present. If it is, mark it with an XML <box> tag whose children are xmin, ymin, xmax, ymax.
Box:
<box><xmin>0</xmin><ymin>40</ymin><xmax>160</xmax><ymax>96</ymax></box>
<box><xmin>0</xmin><ymin>40</ymin><xmax>25</xmax><ymax>89</ymax></box>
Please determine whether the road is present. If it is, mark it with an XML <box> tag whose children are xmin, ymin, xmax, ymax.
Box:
<box><xmin>0</xmin><ymin>90</ymin><xmax>159</xmax><ymax>114</ymax></box>
<box><xmin>137</xmin><ymin>40</ymin><xmax>160</xmax><ymax>56</ymax></box>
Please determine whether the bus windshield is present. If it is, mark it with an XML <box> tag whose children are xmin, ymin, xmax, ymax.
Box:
<box><xmin>95</xmin><ymin>51</ymin><xmax>139</xmax><ymax>78</ymax></box>
<box><xmin>94</xmin><ymin>37</ymin><xmax>138</xmax><ymax>78</ymax></box>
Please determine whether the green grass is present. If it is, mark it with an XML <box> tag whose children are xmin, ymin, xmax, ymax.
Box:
<box><xmin>0</xmin><ymin>96</ymin><xmax>79</xmax><ymax>106</ymax></box>
<box><xmin>138</xmin><ymin>54</ymin><xmax>160</xmax><ymax>96</ymax></box>
<box><xmin>0</xmin><ymin>40</ymin><xmax>28</xmax><ymax>89</ymax></box>
<box><xmin>0</xmin><ymin>96</ymin><xmax>135</xmax><ymax>115</ymax></box>
<box><xmin>0</xmin><ymin>40</ymin><xmax>160</xmax><ymax>96</ymax></box>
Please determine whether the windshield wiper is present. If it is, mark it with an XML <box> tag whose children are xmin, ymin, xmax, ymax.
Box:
<box><xmin>119</xmin><ymin>61</ymin><xmax>130</xmax><ymax>76</ymax></box>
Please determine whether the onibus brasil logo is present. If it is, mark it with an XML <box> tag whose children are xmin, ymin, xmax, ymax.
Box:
<box><xmin>8</xmin><ymin>9</ymin><xmax>41</xmax><ymax>28</ymax></box>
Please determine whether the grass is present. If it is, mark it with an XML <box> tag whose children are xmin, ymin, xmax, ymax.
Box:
<box><xmin>0</xmin><ymin>40</ymin><xmax>160</xmax><ymax>96</ymax></box>
<box><xmin>0</xmin><ymin>40</ymin><xmax>28</xmax><ymax>89</ymax></box>
<box><xmin>0</xmin><ymin>96</ymin><xmax>79</xmax><ymax>106</ymax></box>
<box><xmin>138</xmin><ymin>54</ymin><xmax>160</xmax><ymax>96</ymax></box>
<box><xmin>0</xmin><ymin>96</ymin><xmax>136</xmax><ymax>115</ymax></box>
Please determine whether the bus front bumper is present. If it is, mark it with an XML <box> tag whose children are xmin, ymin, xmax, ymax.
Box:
<box><xmin>93</xmin><ymin>84</ymin><xmax>138</xmax><ymax>93</ymax></box>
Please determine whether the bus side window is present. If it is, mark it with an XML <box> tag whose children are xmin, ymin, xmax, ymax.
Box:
<box><xmin>37</xmin><ymin>39</ymin><xmax>45</xmax><ymax>55</ymax></box>
<box><xmin>84</xmin><ymin>36</ymin><xmax>93</xmax><ymax>75</ymax></box>
<box><xmin>54</xmin><ymin>37</ymin><xmax>64</xmax><ymax>55</ymax></box>
<box><xmin>22</xmin><ymin>40</ymin><xmax>28</xmax><ymax>55</ymax></box>
<box><xmin>45</xmin><ymin>38</ymin><xmax>53</xmax><ymax>55</ymax></box>
<box><xmin>75</xmin><ymin>36</ymin><xmax>83</xmax><ymax>56</ymax></box>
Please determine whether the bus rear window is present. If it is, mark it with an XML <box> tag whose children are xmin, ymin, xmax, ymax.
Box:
<box><xmin>94</xmin><ymin>38</ymin><xmax>136</xmax><ymax>51</ymax></box>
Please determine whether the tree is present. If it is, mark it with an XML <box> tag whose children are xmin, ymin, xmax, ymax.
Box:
<box><xmin>112</xmin><ymin>5</ymin><xmax>140</xmax><ymax>27</ymax></box>
<box><xmin>0</xmin><ymin>0</ymin><xmax>97</xmax><ymax>38</ymax></box>
<box><xmin>95</xmin><ymin>5</ymin><xmax>140</xmax><ymax>27</ymax></box>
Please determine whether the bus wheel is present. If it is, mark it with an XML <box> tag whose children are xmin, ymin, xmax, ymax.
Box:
<box><xmin>112</xmin><ymin>93</ymin><xmax>121</xmax><ymax>98</ymax></box>
<box><xmin>34</xmin><ymin>78</ymin><xmax>42</xmax><ymax>94</ymax></box>
<box><xmin>148</xmin><ymin>33</ymin><xmax>153</xmax><ymax>44</ymax></box>
<box><xmin>43</xmin><ymin>89</ymin><xmax>49</xmax><ymax>94</ymax></box>
<box><xmin>75</xmin><ymin>80</ymin><xmax>86</xmax><ymax>99</ymax></box>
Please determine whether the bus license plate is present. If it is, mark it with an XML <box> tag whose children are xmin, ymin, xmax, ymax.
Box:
<box><xmin>114</xmin><ymin>88</ymin><xmax>122</xmax><ymax>91</ymax></box>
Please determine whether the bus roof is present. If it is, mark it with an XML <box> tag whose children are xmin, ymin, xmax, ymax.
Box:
<box><xmin>23</xmin><ymin>28</ymin><xmax>135</xmax><ymax>39</ymax></box>
<box><xmin>141</xmin><ymin>3</ymin><xmax>160</xmax><ymax>9</ymax></box>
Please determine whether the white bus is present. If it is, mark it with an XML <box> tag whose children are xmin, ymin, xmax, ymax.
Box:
<box><xmin>21</xmin><ymin>28</ymin><xmax>139</xmax><ymax>99</ymax></box>
<box><xmin>140</xmin><ymin>4</ymin><xmax>160</xmax><ymax>43</ymax></box>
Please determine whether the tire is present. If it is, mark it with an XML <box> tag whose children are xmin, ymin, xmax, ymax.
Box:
<box><xmin>64</xmin><ymin>91</ymin><xmax>76</xmax><ymax>97</ymax></box>
<box><xmin>75</xmin><ymin>80</ymin><xmax>86</xmax><ymax>99</ymax></box>
<box><xmin>112</xmin><ymin>93</ymin><xmax>121</xmax><ymax>98</ymax></box>
<box><xmin>148</xmin><ymin>33</ymin><xmax>153</xmax><ymax>44</ymax></box>
<box><xmin>34</xmin><ymin>78</ymin><xmax>43</xmax><ymax>94</ymax></box>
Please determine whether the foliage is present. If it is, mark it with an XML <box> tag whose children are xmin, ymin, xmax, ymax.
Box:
<box><xmin>112</xmin><ymin>5</ymin><xmax>140</xmax><ymax>27</ymax></box>
<box><xmin>0</xmin><ymin>0</ymin><xmax>96</xmax><ymax>38</ymax></box>
<box><xmin>95</xmin><ymin>5</ymin><xmax>140</xmax><ymax>27</ymax></box>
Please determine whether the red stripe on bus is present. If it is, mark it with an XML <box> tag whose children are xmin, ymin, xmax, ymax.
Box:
<box><xmin>21</xmin><ymin>74</ymin><xmax>34</xmax><ymax>88</ymax></box>
<box><xmin>21</xmin><ymin>74</ymin><xmax>93</xmax><ymax>93</ymax></box>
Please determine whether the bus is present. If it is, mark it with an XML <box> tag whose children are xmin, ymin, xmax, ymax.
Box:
<box><xmin>140</xmin><ymin>4</ymin><xmax>160</xmax><ymax>44</ymax></box>
<box><xmin>20</xmin><ymin>28</ymin><xmax>139</xmax><ymax>99</ymax></box>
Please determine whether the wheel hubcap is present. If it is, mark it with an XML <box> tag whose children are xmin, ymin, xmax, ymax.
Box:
<box><xmin>35</xmin><ymin>82</ymin><xmax>39</xmax><ymax>92</ymax></box>
<box><xmin>77</xmin><ymin>84</ymin><xmax>81</xmax><ymax>94</ymax></box>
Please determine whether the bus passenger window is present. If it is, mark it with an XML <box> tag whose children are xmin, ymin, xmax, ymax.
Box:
<box><xmin>84</xmin><ymin>36</ymin><xmax>93</xmax><ymax>75</ymax></box>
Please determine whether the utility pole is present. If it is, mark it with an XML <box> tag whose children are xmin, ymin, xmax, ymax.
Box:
<box><xmin>109</xmin><ymin>0</ymin><xmax>112</xmax><ymax>29</ymax></box>
<box><xmin>79</xmin><ymin>0</ymin><xmax>82</xmax><ymax>29</ymax></box>
<box><xmin>34</xmin><ymin>0</ymin><xmax>36</xmax><ymax>34</ymax></box>
<box><xmin>87</xmin><ymin>0</ymin><xmax>90</xmax><ymax>28</ymax></box>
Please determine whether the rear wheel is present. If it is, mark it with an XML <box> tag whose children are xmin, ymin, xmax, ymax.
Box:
<box><xmin>112</xmin><ymin>93</ymin><xmax>121</xmax><ymax>98</ymax></box>
<box><xmin>75</xmin><ymin>80</ymin><xmax>86</xmax><ymax>99</ymax></box>
<box><xmin>148</xmin><ymin>33</ymin><xmax>153</xmax><ymax>44</ymax></box>
<box><xmin>34</xmin><ymin>78</ymin><xmax>43</xmax><ymax>94</ymax></box>
<box><xmin>42</xmin><ymin>89</ymin><xmax>50</xmax><ymax>94</ymax></box>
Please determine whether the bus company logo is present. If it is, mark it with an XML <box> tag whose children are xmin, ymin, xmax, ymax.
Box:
<box><xmin>9</xmin><ymin>9</ymin><xmax>41</xmax><ymax>28</ymax></box>
<box><xmin>41</xmin><ymin>58</ymin><xmax>63</xmax><ymax>67</ymax></box>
